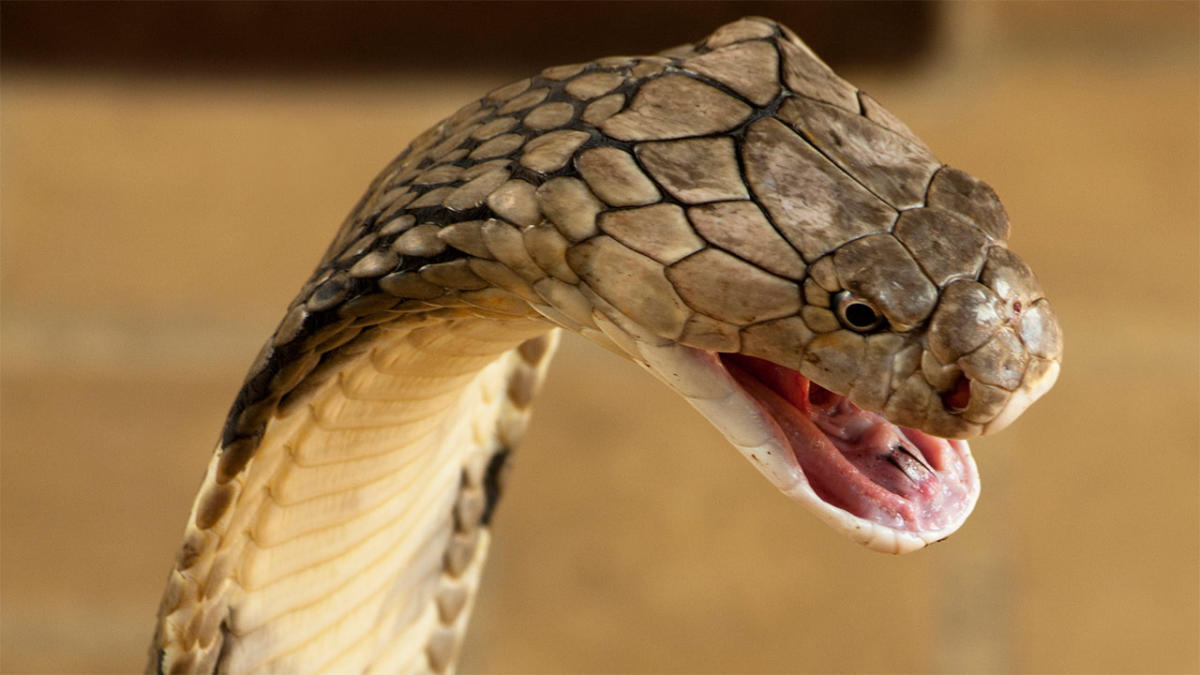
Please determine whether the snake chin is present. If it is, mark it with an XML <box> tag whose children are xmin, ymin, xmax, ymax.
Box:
<box><xmin>635</xmin><ymin>343</ymin><xmax>979</xmax><ymax>554</ymax></box>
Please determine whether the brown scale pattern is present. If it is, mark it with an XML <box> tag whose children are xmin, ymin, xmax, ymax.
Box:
<box><xmin>215</xmin><ymin>15</ymin><xmax>961</xmax><ymax>476</ymax></box>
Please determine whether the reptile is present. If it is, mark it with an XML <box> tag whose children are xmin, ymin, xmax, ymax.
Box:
<box><xmin>149</xmin><ymin>17</ymin><xmax>1062</xmax><ymax>673</ymax></box>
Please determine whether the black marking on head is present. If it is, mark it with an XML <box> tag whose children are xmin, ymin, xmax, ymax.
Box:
<box><xmin>481</xmin><ymin>448</ymin><xmax>512</xmax><ymax>526</ymax></box>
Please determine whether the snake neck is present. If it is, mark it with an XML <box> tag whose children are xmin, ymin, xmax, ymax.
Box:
<box><xmin>151</xmin><ymin>310</ymin><xmax>557</xmax><ymax>673</ymax></box>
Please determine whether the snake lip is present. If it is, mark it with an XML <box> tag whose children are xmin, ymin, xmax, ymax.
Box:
<box><xmin>633</xmin><ymin>341</ymin><xmax>978</xmax><ymax>553</ymax></box>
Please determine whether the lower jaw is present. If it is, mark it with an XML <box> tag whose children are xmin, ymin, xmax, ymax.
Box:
<box><xmin>718</xmin><ymin>353</ymin><xmax>980</xmax><ymax>538</ymax></box>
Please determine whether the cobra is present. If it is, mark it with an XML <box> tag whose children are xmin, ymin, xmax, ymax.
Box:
<box><xmin>150</xmin><ymin>17</ymin><xmax>1062</xmax><ymax>673</ymax></box>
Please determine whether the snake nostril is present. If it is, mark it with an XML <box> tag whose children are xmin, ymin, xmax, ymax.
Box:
<box><xmin>942</xmin><ymin>374</ymin><xmax>971</xmax><ymax>413</ymax></box>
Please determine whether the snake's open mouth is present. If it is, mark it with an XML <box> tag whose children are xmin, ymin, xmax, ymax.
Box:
<box><xmin>636</xmin><ymin>343</ymin><xmax>980</xmax><ymax>553</ymax></box>
<box><xmin>719</xmin><ymin>353</ymin><xmax>978</xmax><ymax>545</ymax></box>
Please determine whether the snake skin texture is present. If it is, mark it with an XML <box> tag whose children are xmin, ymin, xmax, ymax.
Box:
<box><xmin>150</xmin><ymin>16</ymin><xmax>1062</xmax><ymax>673</ymax></box>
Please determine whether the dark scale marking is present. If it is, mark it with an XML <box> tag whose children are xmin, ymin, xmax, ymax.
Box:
<box><xmin>308</xmin><ymin>276</ymin><xmax>350</xmax><ymax>311</ymax></box>
<box><xmin>195</xmin><ymin>482</ymin><xmax>236</xmax><ymax>529</ymax></box>
<box><xmin>217</xmin><ymin>243</ymin><xmax>474</xmax><ymax>477</ymax></box>
<box><xmin>175</xmin><ymin>533</ymin><xmax>205</xmax><ymax>571</ymax></box>
<box><xmin>216</xmin><ymin>434</ymin><xmax>262</xmax><ymax>483</ymax></box>
<box><xmin>480</xmin><ymin>448</ymin><xmax>512</xmax><ymax>526</ymax></box>
<box><xmin>517</xmin><ymin>334</ymin><xmax>552</xmax><ymax>364</ymax></box>
<box><xmin>214</xmin><ymin>618</ymin><xmax>236</xmax><ymax>673</ymax></box>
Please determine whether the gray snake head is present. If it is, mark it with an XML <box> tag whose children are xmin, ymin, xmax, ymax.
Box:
<box><xmin>313</xmin><ymin>16</ymin><xmax>1063</xmax><ymax>553</ymax></box>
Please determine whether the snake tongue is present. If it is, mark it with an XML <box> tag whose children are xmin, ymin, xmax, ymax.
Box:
<box><xmin>721</xmin><ymin>354</ymin><xmax>978</xmax><ymax>540</ymax></box>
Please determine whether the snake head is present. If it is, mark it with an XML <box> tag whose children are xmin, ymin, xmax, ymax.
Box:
<box><xmin>758</xmin><ymin>166</ymin><xmax>1065</xmax><ymax>441</ymax></box>
<box><xmin>539</xmin><ymin>18</ymin><xmax>1063</xmax><ymax>552</ymax></box>
<box><xmin>318</xmin><ymin>17</ymin><xmax>1061</xmax><ymax>553</ymax></box>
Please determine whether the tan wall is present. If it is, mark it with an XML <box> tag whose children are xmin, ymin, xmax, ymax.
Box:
<box><xmin>3</xmin><ymin>3</ymin><xmax>1197</xmax><ymax>672</ymax></box>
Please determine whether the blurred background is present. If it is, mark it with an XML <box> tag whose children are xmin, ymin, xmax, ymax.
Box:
<box><xmin>2</xmin><ymin>2</ymin><xmax>1196</xmax><ymax>672</ymax></box>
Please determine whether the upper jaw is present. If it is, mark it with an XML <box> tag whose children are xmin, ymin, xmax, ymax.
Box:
<box><xmin>983</xmin><ymin>357</ymin><xmax>1060</xmax><ymax>434</ymax></box>
<box><xmin>632</xmin><ymin>340</ymin><xmax>980</xmax><ymax>554</ymax></box>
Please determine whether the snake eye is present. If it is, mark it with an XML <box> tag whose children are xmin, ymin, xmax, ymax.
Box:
<box><xmin>834</xmin><ymin>291</ymin><xmax>884</xmax><ymax>332</ymax></box>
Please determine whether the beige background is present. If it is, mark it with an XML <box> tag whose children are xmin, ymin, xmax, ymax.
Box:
<box><xmin>3</xmin><ymin>3</ymin><xmax>1197</xmax><ymax>673</ymax></box>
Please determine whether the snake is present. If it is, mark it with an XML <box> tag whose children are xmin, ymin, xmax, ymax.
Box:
<box><xmin>149</xmin><ymin>17</ymin><xmax>1062</xmax><ymax>674</ymax></box>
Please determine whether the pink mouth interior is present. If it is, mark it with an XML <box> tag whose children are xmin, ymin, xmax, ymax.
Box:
<box><xmin>720</xmin><ymin>353</ymin><xmax>977</xmax><ymax>534</ymax></box>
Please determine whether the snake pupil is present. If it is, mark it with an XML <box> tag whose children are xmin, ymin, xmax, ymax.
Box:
<box><xmin>844</xmin><ymin>302</ymin><xmax>878</xmax><ymax>329</ymax></box>
<box><xmin>833</xmin><ymin>291</ymin><xmax>882</xmax><ymax>332</ymax></box>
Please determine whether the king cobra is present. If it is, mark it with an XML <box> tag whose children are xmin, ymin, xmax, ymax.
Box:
<box><xmin>150</xmin><ymin>17</ymin><xmax>1062</xmax><ymax>673</ymax></box>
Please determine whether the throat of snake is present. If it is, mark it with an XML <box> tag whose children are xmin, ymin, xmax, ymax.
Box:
<box><xmin>719</xmin><ymin>353</ymin><xmax>978</xmax><ymax>537</ymax></box>
<box><xmin>155</xmin><ymin>314</ymin><xmax>557</xmax><ymax>673</ymax></box>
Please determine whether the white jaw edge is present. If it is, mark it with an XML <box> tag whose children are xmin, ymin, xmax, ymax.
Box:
<box><xmin>635</xmin><ymin>341</ymin><xmax>980</xmax><ymax>555</ymax></box>
<box><xmin>984</xmin><ymin>359</ymin><xmax>1061</xmax><ymax>435</ymax></box>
